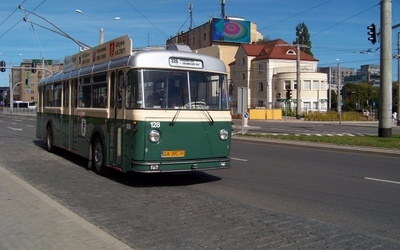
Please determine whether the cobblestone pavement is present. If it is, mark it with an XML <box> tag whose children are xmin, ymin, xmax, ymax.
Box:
<box><xmin>0</xmin><ymin>165</ymin><xmax>132</xmax><ymax>250</ymax></box>
<box><xmin>0</xmin><ymin>125</ymin><xmax>399</xmax><ymax>249</ymax></box>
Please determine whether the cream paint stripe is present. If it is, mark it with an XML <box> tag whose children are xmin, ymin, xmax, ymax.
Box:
<box><xmin>126</xmin><ymin>110</ymin><xmax>232</xmax><ymax>122</ymax></box>
<box><xmin>42</xmin><ymin>108</ymin><xmax>231</xmax><ymax>122</ymax></box>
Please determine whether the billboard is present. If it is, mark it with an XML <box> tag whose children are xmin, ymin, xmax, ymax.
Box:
<box><xmin>64</xmin><ymin>35</ymin><xmax>132</xmax><ymax>72</ymax></box>
<box><xmin>212</xmin><ymin>18</ymin><xmax>250</xmax><ymax>43</ymax></box>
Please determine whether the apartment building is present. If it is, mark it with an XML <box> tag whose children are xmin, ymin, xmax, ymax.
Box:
<box><xmin>11</xmin><ymin>59</ymin><xmax>63</xmax><ymax>103</ymax></box>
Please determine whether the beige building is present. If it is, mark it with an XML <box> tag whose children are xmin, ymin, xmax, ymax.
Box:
<box><xmin>229</xmin><ymin>40</ymin><xmax>328</xmax><ymax>113</ymax></box>
<box><xmin>167</xmin><ymin>17</ymin><xmax>263</xmax><ymax>81</ymax></box>
<box><xmin>11</xmin><ymin>59</ymin><xmax>63</xmax><ymax>103</ymax></box>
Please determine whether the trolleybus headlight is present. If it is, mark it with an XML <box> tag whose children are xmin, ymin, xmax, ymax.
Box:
<box><xmin>219</xmin><ymin>129</ymin><xmax>229</xmax><ymax>140</ymax></box>
<box><xmin>149</xmin><ymin>130</ymin><xmax>161</xmax><ymax>143</ymax></box>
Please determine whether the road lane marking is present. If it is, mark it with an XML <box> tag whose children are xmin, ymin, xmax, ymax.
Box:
<box><xmin>231</xmin><ymin>157</ymin><xmax>248</xmax><ymax>162</ymax></box>
<box><xmin>364</xmin><ymin>177</ymin><xmax>400</xmax><ymax>185</ymax></box>
<box><xmin>7</xmin><ymin>127</ymin><xmax>23</xmax><ymax>131</ymax></box>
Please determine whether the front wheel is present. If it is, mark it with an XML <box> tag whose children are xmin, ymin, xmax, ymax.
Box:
<box><xmin>92</xmin><ymin>137</ymin><xmax>107</xmax><ymax>175</ymax></box>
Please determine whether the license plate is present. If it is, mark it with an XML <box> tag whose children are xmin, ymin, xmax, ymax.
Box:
<box><xmin>161</xmin><ymin>150</ymin><xmax>185</xmax><ymax>158</ymax></box>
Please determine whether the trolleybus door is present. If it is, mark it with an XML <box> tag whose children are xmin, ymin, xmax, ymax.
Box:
<box><xmin>62</xmin><ymin>81</ymin><xmax>69</xmax><ymax>148</ymax></box>
<box><xmin>71</xmin><ymin>79</ymin><xmax>78</xmax><ymax>150</ymax></box>
<box><xmin>63</xmin><ymin>80</ymin><xmax>77</xmax><ymax>150</ymax></box>
<box><xmin>109</xmin><ymin>71</ymin><xmax>124</xmax><ymax>166</ymax></box>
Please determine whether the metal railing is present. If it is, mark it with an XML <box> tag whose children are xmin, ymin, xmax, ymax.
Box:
<box><xmin>2</xmin><ymin>108</ymin><xmax>37</xmax><ymax>116</ymax></box>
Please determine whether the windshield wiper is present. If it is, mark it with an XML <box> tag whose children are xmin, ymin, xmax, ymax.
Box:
<box><xmin>199</xmin><ymin>104</ymin><xmax>214</xmax><ymax>125</ymax></box>
<box><xmin>170</xmin><ymin>108</ymin><xmax>181</xmax><ymax>126</ymax></box>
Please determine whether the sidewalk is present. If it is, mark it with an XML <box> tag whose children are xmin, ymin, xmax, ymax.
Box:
<box><xmin>0</xmin><ymin>165</ymin><xmax>132</xmax><ymax>250</ymax></box>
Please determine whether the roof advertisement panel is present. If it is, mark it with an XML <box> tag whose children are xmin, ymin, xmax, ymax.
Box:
<box><xmin>212</xmin><ymin>18</ymin><xmax>250</xmax><ymax>43</ymax></box>
<box><xmin>64</xmin><ymin>35</ymin><xmax>132</xmax><ymax>72</ymax></box>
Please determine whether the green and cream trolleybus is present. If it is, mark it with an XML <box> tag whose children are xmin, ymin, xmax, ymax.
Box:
<box><xmin>36</xmin><ymin>35</ymin><xmax>231</xmax><ymax>174</ymax></box>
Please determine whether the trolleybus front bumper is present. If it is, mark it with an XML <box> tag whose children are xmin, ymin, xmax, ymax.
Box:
<box><xmin>130</xmin><ymin>157</ymin><xmax>230</xmax><ymax>173</ymax></box>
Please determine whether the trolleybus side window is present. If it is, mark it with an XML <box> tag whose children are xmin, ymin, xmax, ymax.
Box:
<box><xmin>44</xmin><ymin>84</ymin><xmax>50</xmax><ymax>106</ymax></box>
<box><xmin>79</xmin><ymin>76</ymin><xmax>91</xmax><ymax>108</ymax></box>
<box><xmin>126</xmin><ymin>70</ymin><xmax>142</xmax><ymax>108</ymax></box>
<box><xmin>63</xmin><ymin>81</ymin><xmax>69</xmax><ymax>108</ymax></box>
<box><xmin>92</xmin><ymin>73</ymin><xmax>108</xmax><ymax>108</ymax></box>
<box><xmin>44</xmin><ymin>82</ymin><xmax>61</xmax><ymax>107</ymax></box>
<box><xmin>54</xmin><ymin>82</ymin><xmax>62</xmax><ymax>107</ymax></box>
<box><xmin>72</xmin><ymin>79</ymin><xmax>78</xmax><ymax>108</ymax></box>
<box><xmin>110</xmin><ymin>72</ymin><xmax>115</xmax><ymax>109</ymax></box>
<box><xmin>117</xmin><ymin>71</ymin><xmax>124</xmax><ymax>109</ymax></box>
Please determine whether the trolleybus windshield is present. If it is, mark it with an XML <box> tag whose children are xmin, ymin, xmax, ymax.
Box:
<box><xmin>126</xmin><ymin>69</ymin><xmax>228</xmax><ymax>110</ymax></box>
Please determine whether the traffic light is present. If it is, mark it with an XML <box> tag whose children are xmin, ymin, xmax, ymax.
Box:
<box><xmin>367</xmin><ymin>23</ymin><xmax>376</xmax><ymax>44</ymax></box>
<box><xmin>286</xmin><ymin>89</ymin><xmax>292</xmax><ymax>100</ymax></box>
<box><xmin>31</xmin><ymin>62</ymin><xmax>36</xmax><ymax>73</ymax></box>
<box><xmin>0</xmin><ymin>60</ymin><xmax>6</xmax><ymax>72</ymax></box>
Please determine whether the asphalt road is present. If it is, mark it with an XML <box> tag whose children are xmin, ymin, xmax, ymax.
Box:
<box><xmin>0</xmin><ymin>113</ymin><xmax>399</xmax><ymax>249</ymax></box>
<box><xmin>228</xmin><ymin>139</ymin><xmax>400</xmax><ymax>240</ymax></box>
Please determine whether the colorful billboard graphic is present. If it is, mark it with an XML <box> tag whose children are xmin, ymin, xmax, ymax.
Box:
<box><xmin>212</xmin><ymin>18</ymin><xmax>250</xmax><ymax>43</ymax></box>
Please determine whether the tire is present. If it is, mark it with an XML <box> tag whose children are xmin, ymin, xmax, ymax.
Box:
<box><xmin>46</xmin><ymin>126</ymin><xmax>54</xmax><ymax>152</ymax></box>
<box><xmin>92</xmin><ymin>137</ymin><xmax>107</xmax><ymax>175</ymax></box>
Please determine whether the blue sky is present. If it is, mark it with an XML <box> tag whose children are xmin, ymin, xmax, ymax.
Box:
<box><xmin>0</xmin><ymin>0</ymin><xmax>398</xmax><ymax>87</ymax></box>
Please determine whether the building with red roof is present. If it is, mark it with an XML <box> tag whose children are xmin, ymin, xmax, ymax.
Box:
<box><xmin>230</xmin><ymin>39</ymin><xmax>328</xmax><ymax>113</ymax></box>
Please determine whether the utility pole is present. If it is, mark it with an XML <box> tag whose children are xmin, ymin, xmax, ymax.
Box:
<box><xmin>379</xmin><ymin>0</ymin><xmax>392</xmax><ymax>137</ymax></box>
<box><xmin>189</xmin><ymin>3</ymin><xmax>194</xmax><ymax>30</ymax></box>
<box><xmin>296</xmin><ymin>43</ymin><xmax>301</xmax><ymax>119</ymax></box>
<box><xmin>277</xmin><ymin>40</ymin><xmax>308</xmax><ymax>119</ymax></box>
<box><xmin>328</xmin><ymin>66</ymin><xmax>332</xmax><ymax>110</ymax></box>
<box><xmin>397</xmin><ymin>32</ymin><xmax>400</xmax><ymax>125</ymax></box>
<box><xmin>221</xmin><ymin>0</ymin><xmax>226</xmax><ymax>19</ymax></box>
<box><xmin>337</xmin><ymin>61</ymin><xmax>342</xmax><ymax>125</ymax></box>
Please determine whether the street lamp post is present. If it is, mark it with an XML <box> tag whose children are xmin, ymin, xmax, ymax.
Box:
<box><xmin>75</xmin><ymin>9</ymin><xmax>120</xmax><ymax>44</ymax></box>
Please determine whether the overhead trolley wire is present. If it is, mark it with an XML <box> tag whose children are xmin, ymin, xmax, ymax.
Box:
<box><xmin>0</xmin><ymin>0</ymin><xmax>47</xmax><ymax>39</ymax></box>
<box><xmin>259</xmin><ymin>0</ymin><xmax>335</xmax><ymax>31</ymax></box>
<box><xmin>123</xmin><ymin>0</ymin><xmax>169</xmax><ymax>39</ymax></box>
<box><xmin>311</xmin><ymin>3</ymin><xmax>380</xmax><ymax>37</ymax></box>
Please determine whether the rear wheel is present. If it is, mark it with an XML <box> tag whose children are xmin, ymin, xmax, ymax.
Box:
<box><xmin>92</xmin><ymin>137</ymin><xmax>107</xmax><ymax>175</ymax></box>
<box><xmin>45</xmin><ymin>126</ymin><xmax>54</xmax><ymax>152</ymax></box>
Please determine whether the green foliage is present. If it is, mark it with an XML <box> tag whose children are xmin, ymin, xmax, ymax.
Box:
<box><xmin>293</xmin><ymin>22</ymin><xmax>313</xmax><ymax>56</ymax></box>
<box><xmin>303</xmin><ymin>111</ymin><xmax>368</xmax><ymax>121</ymax></box>
<box><xmin>342</xmin><ymin>83</ymin><xmax>379</xmax><ymax>111</ymax></box>
<box><xmin>256</xmin><ymin>36</ymin><xmax>271</xmax><ymax>44</ymax></box>
<box><xmin>281</xmin><ymin>108</ymin><xmax>297</xmax><ymax>117</ymax></box>
<box><xmin>242</xmin><ymin>134</ymin><xmax>400</xmax><ymax>150</ymax></box>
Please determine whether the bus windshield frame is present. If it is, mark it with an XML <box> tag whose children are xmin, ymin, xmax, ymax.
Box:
<box><xmin>125</xmin><ymin>69</ymin><xmax>229</xmax><ymax>110</ymax></box>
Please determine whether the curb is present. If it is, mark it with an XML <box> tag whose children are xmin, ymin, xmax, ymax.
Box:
<box><xmin>232</xmin><ymin>135</ymin><xmax>400</xmax><ymax>157</ymax></box>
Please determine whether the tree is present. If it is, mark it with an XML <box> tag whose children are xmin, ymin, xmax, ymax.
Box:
<box><xmin>293</xmin><ymin>22</ymin><xmax>313</xmax><ymax>56</ymax></box>
<box><xmin>342</xmin><ymin>83</ymin><xmax>379</xmax><ymax>112</ymax></box>
<box><xmin>255</xmin><ymin>36</ymin><xmax>271</xmax><ymax>44</ymax></box>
